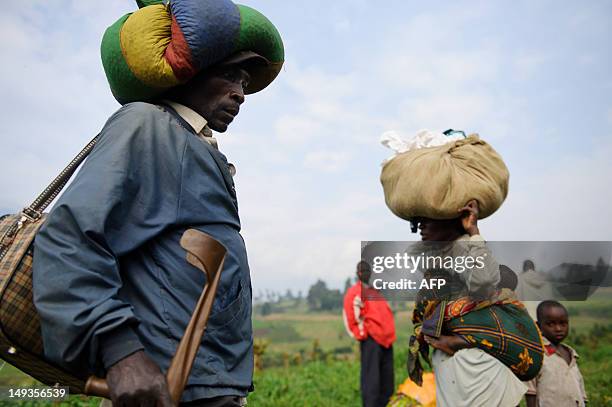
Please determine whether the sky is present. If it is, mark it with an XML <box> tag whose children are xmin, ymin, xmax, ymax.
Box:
<box><xmin>1</xmin><ymin>1</ymin><xmax>611</xmax><ymax>294</ymax></box>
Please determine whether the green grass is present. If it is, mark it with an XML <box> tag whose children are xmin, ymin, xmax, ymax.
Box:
<box><xmin>249</xmin><ymin>359</ymin><xmax>361</xmax><ymax>406</ymax></box>
<box><xmin>565</xmin><ymin>324</ymin><xmax>612</xmax><ymax>405</ymax></box>
<box><xmin>0</xmin><ymin>293</ymin><xmax>610</xmax><ymax>406</ymax></box>
<box><xmin>253</xmin><ymin>312</ymin><xmax>353</xmax><ymax>354</ymax></box>
<box><xmin>252</xmin><ymin>304</ymin><xmax>416</xmax><ymax>357</ymax></box>
<box><xmin>250</xmin><ymin>294</ymin><xmax>612</xmax><ymax>406</ymax></box>
<box><xmin>248</xmin><ymin>343</ymin><xmax>414</xmax><ymax>406</ymax></box>
<box><xmin>250</xmin><ymin>326</ymin><xmax>612</xmax><ymax>407</ymax></box>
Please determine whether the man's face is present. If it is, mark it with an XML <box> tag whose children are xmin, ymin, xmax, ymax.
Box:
<box><xmin>538</xmin><ymin>306</ymin><xmax>569</xmax><ymax>345</ymax></box>
<box><xmin>182</xmin><ymin>65</ymin><xmax>250</xmax><ymax>132</ymax></box>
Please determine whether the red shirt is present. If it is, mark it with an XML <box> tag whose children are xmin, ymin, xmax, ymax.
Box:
<box><xmin>342</xmin><ymin>282</ymin><xmax>396</xmax><ymax>348</ymax></box>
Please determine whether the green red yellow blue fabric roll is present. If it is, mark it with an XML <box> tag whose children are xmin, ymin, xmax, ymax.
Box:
<box><xmin>101</xmin><ymin>0</ymin><xmax>284</xmax><ymax>104</ymax></box>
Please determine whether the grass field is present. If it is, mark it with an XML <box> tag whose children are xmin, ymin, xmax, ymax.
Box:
<box><xmin>0</xmin><ymin>288</ymin><xmax>610</xmax><ymax>406</ymax></box>
<box><xmin>248</xmin><ymin>288</ymin><xmax>612</xmax><ymax>406</ymax></box>
<box><xmin>247</xmin><ymin>323</ymin><xmax>612</xmax><ymax>406</ymax></box>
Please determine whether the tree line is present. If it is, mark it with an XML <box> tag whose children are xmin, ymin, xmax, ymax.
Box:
<box><xmin>256</xmin><ymin>278</ymin><xmax>355</xmax><ymax>315</ymax></box>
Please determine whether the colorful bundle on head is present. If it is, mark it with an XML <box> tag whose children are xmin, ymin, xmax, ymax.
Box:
<box><xmin>101</xmin><ymin>0</ymin><xmax>284</xmax><ymax>104</ymax></box>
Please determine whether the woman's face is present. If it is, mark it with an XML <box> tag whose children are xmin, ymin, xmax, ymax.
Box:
<box><xmin>416</xmin><ymin>217</ymin><xmax>464</xmax><ymax>241</ymax></box>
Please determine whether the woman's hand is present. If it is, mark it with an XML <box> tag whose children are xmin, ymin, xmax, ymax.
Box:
<box><xmin>424</xmin><ymin>335</ymin><xmax>456</xmax><ymax>356</ymax></box>
<box><xmin>458</xmin><ymin>200</ymin><xmax>480</xmax><ymax>236</ymax></box>
<box><xmin>417</xmin><ymin>332</ymin><xmax>427</xmax><ymax>347</ymax></box>
<box><xmin>425</xmin><ymin>334</ymin><xmax>474</xmax><ymax>356</ymax></box>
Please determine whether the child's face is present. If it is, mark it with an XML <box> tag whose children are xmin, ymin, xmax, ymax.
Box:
<box><xmin>538</xmin><ymin>306</ymin><xmax>569</xmax><ymax>345</ymax></box>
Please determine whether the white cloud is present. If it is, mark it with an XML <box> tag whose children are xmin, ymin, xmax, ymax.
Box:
<box><xmin>333</xmin><ymin>19</ymin><xmax>351</xmax><ymax>33</ymax></box>
<box><xmin>287</xmin><ymin>65</ymin><xmax>356</xmax><ymax>99</ymax></box>
<box><xmin>303</xmin><ymin>151</ymin><xmax>350</xmax><ymax>172</ymax></box>
<box><xmin>395</xmin><ymin>92</ymin><xmax>492</xmax><ymax>131</ymax></box>
<box><xmin>0</xmin><ymin>2</ymin><xmax>127</xmax><ymax>213</ymax></box>
<box><xmin>2</xmin><ymin>0</ymin><xmax>611</xmax><ymax>294</ymax></box>
<box><xmin>513</xmin><ymin>52</ymin><xmax>549</xmax><ymax>79</ymax></box>
<box><xmin>487</xmin><ymin>139</ymin><xmax>612</xmax><ymax>241</ymax></box>
<box><xmin>274</xmin><ymin>115</ymin><xmax>323</xmax><ymax>145</ymax></box>
<box><xmin>239</xmin><ymin>184</ymin><xmax>386</xmax><ymax>291</ymax></box>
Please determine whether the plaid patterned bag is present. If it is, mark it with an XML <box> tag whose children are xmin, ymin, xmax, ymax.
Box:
<box><xmin>0</xmin><ymin>136</ymin><xmax>98</xmax><ymax>393</ymax></box>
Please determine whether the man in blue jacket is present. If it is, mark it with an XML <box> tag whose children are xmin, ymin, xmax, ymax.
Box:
<box><xmin>33</xmin><ymin>51</ymin><xmax>271</xmax><ymax>406</ymax></box>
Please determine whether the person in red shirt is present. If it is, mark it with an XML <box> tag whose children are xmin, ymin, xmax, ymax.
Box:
<box><xmin>343</xmin><ymin>261</ymin><xmax>397</xmax><ymax>407</ymax></box>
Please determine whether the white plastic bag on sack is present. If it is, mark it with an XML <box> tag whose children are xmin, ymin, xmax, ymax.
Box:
<box><xmin>380</xmin><ymin>129</ymin><xmax>465</xmax><ymax>165</ymax></box>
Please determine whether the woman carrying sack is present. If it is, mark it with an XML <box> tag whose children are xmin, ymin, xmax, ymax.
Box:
<box><xmin>380</xmin><ymin>129</ymin><xmax>544</xmax><ymax>407</ymax></box>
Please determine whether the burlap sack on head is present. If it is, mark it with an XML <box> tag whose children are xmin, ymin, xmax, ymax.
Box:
<box><xmin>380</xmin><ymin>134</ymin><xmax>509</xmax><ymax>220</ymax></box>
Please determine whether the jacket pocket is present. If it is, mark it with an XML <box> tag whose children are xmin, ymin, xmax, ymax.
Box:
<box><xmin>207</xmin><ymin>282</ymin><xmax>245</xmax><ymax>331</ymax></box>
<box><xmin>200</xmin><ymin>284</ymin><xmax>252</xmax><ymax>377</ymax></box>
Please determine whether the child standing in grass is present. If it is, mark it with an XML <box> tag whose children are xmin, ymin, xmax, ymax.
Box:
<box><xmin>525</xmin><ymin>301</ymin><xmax>587</xmax><ymax>407</ymax></box>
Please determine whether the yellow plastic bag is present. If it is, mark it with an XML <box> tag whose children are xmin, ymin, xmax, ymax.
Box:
<box><xmin>388</xmin><ymin>372</ymin><xmax>436</xmax><ymax>407</ymax></box>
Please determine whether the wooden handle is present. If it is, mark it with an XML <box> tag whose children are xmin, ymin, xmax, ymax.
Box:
<box><xmin>84</xmin><ymin>229</ymin><xmax>226</xmax><ymax>404</ymax></box>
